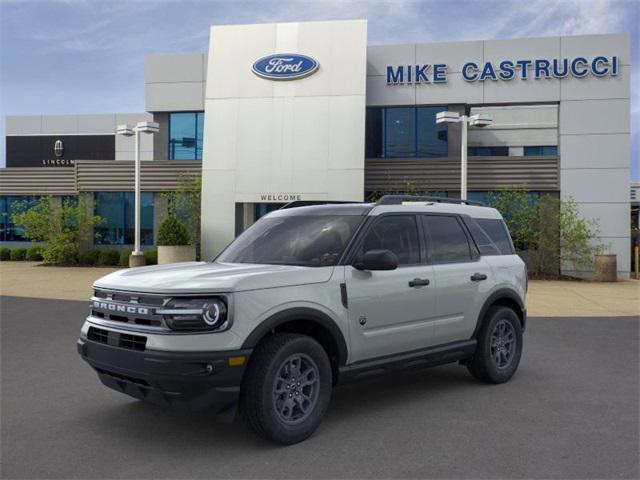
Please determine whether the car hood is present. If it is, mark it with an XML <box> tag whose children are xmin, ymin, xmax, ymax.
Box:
<box><xmin>93</xmin><ymin>262</ymin><xmax>335</xmax><ymax>294</ymax></box>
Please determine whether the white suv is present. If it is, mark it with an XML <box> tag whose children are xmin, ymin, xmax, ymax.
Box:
<box><xmin>78</xmin><ymin>195</ymin><xmax>527</xmax><ymax>444</ymax></box>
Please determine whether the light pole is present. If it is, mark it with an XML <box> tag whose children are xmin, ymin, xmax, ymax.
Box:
<box><xmin>116</xmin><ymin>121</ymin><xmax>159</xmax><ymax>267</ymax></box>
<box><xmin>436</xmin><ymin>111</ymin><xmax>492</xmax><ymax>200</ymax></box>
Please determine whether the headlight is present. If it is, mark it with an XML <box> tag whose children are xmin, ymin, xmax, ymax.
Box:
<box><xmin>158</xmin><ymin>297</ymin><xmax>229</xmax><ymax>332</ymax></box>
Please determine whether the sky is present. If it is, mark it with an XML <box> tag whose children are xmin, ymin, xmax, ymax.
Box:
<box><xmin>1</xmin><ymin>0</ymin><xmax>638</xmax><ymax>179</ymax></box>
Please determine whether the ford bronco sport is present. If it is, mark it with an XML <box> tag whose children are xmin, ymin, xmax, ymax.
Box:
<box><xmin>78</xmin><ymin>195</ymin><xmax>527</xmax><ymax>444</ymax></box>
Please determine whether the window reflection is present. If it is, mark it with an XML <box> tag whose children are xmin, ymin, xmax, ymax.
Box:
<box><xmin>365</xmin><ymin>106</ymin><xmax>448</xmax><ymax>158</ymax></box>
<box><xmin>95</xmin><ymin>192</ymin><xmax>154</xmax><ymax>245</ymax></box>
<box><xmin>169</xmin><ymin>112</ymin><xmax>204</xmax><ymax>160</ymax></box>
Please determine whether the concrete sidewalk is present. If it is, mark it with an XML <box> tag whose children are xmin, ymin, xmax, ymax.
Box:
<box><xmin>0</xmin><ymin>262</ymin><xmax>118</xmax><ymax>302</ymax></box>
<box><xmin>0</xmin><ymin>261</ymin><xmax>638</xmax><ymax>317</ymax></box>
<box><xmin>527</xmin><ymin>279</ymin><xmax>639</xmax><ymax>317</ymax></box>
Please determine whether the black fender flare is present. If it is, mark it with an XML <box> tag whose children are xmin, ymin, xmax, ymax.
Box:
<box><xmin>241</xmin><ymin>307</ymin><xmax>349</xmax><ymax>366</ymax></box>
<box><xmin>472</xmin><ymin>288</ymin><xmax>526</xmax><ymax>338</ymax></box>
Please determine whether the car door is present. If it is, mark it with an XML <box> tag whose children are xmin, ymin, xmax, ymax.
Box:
<box><xmin>422</xmin><ymin>214</ymin><xmax>493</xmax><ymax>345</ymax></box>
<box><xmin>345</xmin><ymin>214</ymin><xmax>436</xmax><ymax>363</ymax></box>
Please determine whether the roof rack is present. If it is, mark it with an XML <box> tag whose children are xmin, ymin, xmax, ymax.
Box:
<box><xmin>279</xmin><ymin>200</ymin><xmax>362</xmax><ymax>210</ymax></box>
<box><xmin>375</xmin><ymin>194</ymin><xmax>485</xmax><ymax>207</ymax></box>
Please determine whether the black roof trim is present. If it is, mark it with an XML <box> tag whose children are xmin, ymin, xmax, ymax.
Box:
<box><xmin>271</xmin><ymin>201</ymin><xmax>373</xmax><ymax>216</ymax></box>
<box><xmin>280</xmin><ymin>200</ymin><xmax>362</xmax><ymax>210</ymax></box>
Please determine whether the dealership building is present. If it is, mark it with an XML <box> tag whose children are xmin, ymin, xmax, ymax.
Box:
<box><xmin>0</xmin><ymin>20</ymin><xmax>632</xmax><ymax>276</ymax></box>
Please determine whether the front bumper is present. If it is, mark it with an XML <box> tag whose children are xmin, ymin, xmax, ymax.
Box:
<box><xmin>77</xmin><ymin>337</ymin><xmax>251</xmax><ymax>415</ymax></box>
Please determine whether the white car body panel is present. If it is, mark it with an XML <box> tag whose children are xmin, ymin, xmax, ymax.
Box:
<box><xmin>82</xmin><ymin>201</ymin><xmax>526</xmax><ymax>365</ymax></box>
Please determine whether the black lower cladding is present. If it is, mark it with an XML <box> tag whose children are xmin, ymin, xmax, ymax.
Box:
<box><xmin>77</xmin><ymin>336</ymin><xmax>251</xmax><ymax>414</ymax></box>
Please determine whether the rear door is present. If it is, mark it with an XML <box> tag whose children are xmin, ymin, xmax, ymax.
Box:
<box><xmin>345</xmin><ymin>214</ymin><xmax>436</xmax><ymax>363</ymax></box>
<box><xmin>422</xmin><ymin>214</ymin><xmax>493</xmax><ymax>345</ymax></box>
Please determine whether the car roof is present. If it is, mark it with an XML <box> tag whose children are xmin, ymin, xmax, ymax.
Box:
<box><xmin>369</xmin><ymin>202</ymin><xmax>503</xmax><ymax>220</ymax></box>
<box><xmin>269</xmin><ymin>199</ymin><xmax>503</xmax><ymax>220</ymax></box>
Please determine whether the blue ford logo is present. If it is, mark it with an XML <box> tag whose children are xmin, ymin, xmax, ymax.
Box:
<box><xmin>252</xmin><ymin>53</ymin><xmax>319</xmax><ymax>80</ymax></box>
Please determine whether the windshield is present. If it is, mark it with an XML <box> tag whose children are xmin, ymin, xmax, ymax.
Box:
<box><xmin>217</xmin><ymin>215</ymin><xmax>364</xmax><ymax>267</ymax></box>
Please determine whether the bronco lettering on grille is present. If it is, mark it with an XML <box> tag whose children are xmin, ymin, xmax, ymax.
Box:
<box><xmin>92</xmin><ymin>300</ymin><xmax>149</xmax><ymax>315</ymax></box>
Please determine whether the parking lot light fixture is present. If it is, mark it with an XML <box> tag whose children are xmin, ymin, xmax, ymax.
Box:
<box><xmin>436</xmin><ymin>111</ymin><xmax>493</xmax><ymax>200</ymax></box>
<box><xmin>116</xmin><ymin>121</ymin><xmax>159</xmax><ymax>267</ymax></box>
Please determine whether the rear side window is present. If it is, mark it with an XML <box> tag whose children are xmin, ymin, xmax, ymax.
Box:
<box><xmin>423</xmin><ymin>215</ymin><xmax>472</xmax><ymax>264</ymax></box>
<box><xmin>476</xmin><ymin>218</ymin><xmax>515</xmax><ymax>254</ymax></box>
<box><xmin>463</xmin><ymin>218</ymin><xmax>501</xmax><ymax>256</ymax></box>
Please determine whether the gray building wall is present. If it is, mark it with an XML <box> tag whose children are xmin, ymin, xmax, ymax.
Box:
<box><xmin>145</xmin><ymin>53</ymin><xmax>207</xmax><ymax>112</ymax></box>
<box><xmin>5</xmin><ymin>113</ymin><xmax>154</xmax><ymax>161</ymax></box>
<box><xmin>365</xmin><ymin>33</ymin><xmax>630</xmax><ymax>276</ymax></box>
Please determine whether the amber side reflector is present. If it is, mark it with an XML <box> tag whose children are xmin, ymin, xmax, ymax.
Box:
<box><xmin>228</xmin><ymin>356</ymin><xmax>246</xmax><ymax>366</ymax></box>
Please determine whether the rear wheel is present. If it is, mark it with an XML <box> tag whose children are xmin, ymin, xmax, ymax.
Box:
<box><xmin>467</xmin><ymin>306</ymin><xmax>522</xmax><ymax>384</ymax></box>
<box><xmin>240</xmin><ymin>333</ymin><xmax>332</xmax><ymax>444</ymax></box>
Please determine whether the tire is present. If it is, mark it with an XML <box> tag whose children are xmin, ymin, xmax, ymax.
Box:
<box><xmin>240</xmin><ymin>333</ymin><xmax>332</xmax><ymax>445</ymax></box>
<box><xmin>467</xmin><ymin>306</ymin><xmax>523</xmax><ymax>384</ymax></box>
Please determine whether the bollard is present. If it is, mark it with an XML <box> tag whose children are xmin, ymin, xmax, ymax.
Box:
<box><xmin>594</xmin><ymin>254</ymin><xmax>617</xmax><ymax>282</ymax></box>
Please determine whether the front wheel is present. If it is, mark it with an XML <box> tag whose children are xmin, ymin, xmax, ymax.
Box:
<box><xmin>240</xmin><ymin>333</ymin><xmax>332</xmax><ymax>444</ymax></box>
<box><xmin>467</xmin><ymin>306</ymin><xmax>523</xmax><ymax>384</ymax></box>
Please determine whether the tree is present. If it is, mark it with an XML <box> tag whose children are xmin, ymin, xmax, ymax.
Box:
<box><xmin>157</xmin><ymin>214</ymin><xmax>190</xmax><ymax>246</ymax></box>
<box><xmin>366</xmin><ymin>176</ymin><xmax>445</xmax><ymax>202</ymax></box>
<box><xmin>11</xmin><ymin>195</ymin><xmax>104</xmax><ymax>265</ymax></box>
<box><xmin>162</xmin><ymin>173</ymin><xmax>201</xmax><ymax>245</ymax></box>
<box><xmin>486</xmin><ymin>189</ymin><xmax>604</xmax><ymax>277</ymax></box>
<box><xmin>486</xmin><ymin>189</ymin><xmax>538</xmax><ymax>252</ymax></box>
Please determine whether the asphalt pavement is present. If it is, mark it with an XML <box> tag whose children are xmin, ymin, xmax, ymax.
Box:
<box><xmin>1</xmin><ymin>295</ymin><xmax>638</xmax><ymax>479</ymax></box>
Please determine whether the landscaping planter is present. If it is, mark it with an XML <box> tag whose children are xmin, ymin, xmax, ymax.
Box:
<box><xmin>158</xmin><ymin>245</ymin><xmax>196</xmax><ymax>265</ymax></box>
<box><xmin>594</xmin><ymin>254</ymin><xmax>617</xmax><ymax>282</ymax></box>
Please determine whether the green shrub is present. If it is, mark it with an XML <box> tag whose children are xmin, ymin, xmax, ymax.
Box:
<box><xmin>79</xmin><ymin>249</ymin><xmax>101</xmax><ymax>265</ymax></box>
<box><xmin>157</xmin><ymin>214</ymin><xmax>190</xmax><ymax>246</ymax></box>
<box><xmin>119</xmin><ymin>250</ymin><xmax>130</xmax><ymax>266</ymax></box>
<box><xmin>98</xmin><ymin>250</ymin><xmax>120</xmax><ymax>266</ymax></box>
<box><xmin>163</xmin><ymin>173</ymin><xmax>202</xmax><ymax>246</ymax></box>
<box><xmin>10</xmin><ymin>248</ymin><xmax>27</xmax><ymax>261</ymax></box>
<box><xmin>144</xmin><ymin>249</ymin><xmax>158</xmax><ymax>265</ymax></box>
<box><xmin>42</xmin><ymin>244</ymin><xmax>79</xmax><ymax>265</ymax></box>
<box><xmin>10</xmin><ymin>195</ymin><xmax>104</xmax><ymax>266</ymax></box>
<box><xmin>0</xmin><ymin>248</ymin><xmax>10</xmax><ymax>261</ymax></box>
<box><xmin>25</xmin><ymin>246</ymin><xmax>44</xmax><ymax>261</ymax></box>
<box><xmin>487</xmin><ymin>189</ymin><xmax>604</xmax><ymax>277</ymax></box>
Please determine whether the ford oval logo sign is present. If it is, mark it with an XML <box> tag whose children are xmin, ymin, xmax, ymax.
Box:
<box><xmin>252</xmin><ymin>53</ymin><xmax>319</xmax><ymax>80</ymax></box>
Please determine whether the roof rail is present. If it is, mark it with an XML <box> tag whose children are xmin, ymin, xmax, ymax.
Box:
<box><xmin>279</xmin><ymin>200</ymin><xmax>362</xmax><ymax>210</ymax></box>
<box><xmin>375</xmin><ymin>194</ymin><xmax>485</xmax><ymax>207</ymax></box>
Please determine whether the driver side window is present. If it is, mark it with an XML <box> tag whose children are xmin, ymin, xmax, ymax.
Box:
<box><xmin>359</xmin><ymin>215</ymin><xmax>420</xmax><ymax>265</ymax></box>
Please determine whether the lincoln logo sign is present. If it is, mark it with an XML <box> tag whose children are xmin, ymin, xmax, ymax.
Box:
<box><xmin>386</xmin><ymin>55</ymin><xmax>620</xmax><ymax>84</ymax></box>
<box><xmin>252</xmin><ymin>54</ymin><xmax>319</xmax><ymax>80</ymax></box>
<box><xmin>54</xmin><ymin>139</ymin><xmax>64</xmax><ymax>158</ymax></box>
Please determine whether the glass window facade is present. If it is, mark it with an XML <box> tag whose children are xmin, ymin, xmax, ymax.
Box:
<box><xmin>468</xmin><ymin>146</ymin><xmax>509</xmax><ymax>156</ymax></box>
<box><xmin>95</xmin><ymin>192</ymin><xmax>154</xmax><ymax>245</ymax></box>
<box><xmin>254</xmin><ymin>203</ymin><xmax>282</xmax><ymax>220</ymax></box>
<box><xmin>0</xmin><ymin>196</ymin><xmax>39</xmax><ymax>242</ymax></box>
<box><xmin>169</xmin><ymin>112</ymin><xmax>204</xmax><ymax>160</ymax></box>
<box><xmin>366</xmin><ymin>106</ymin><xmax>448</xmax><ymax>158</ymax></box>
<box><xmin>524</xmin><ymin>146</ymin><xmax>558</xmax><ymax>156</ymax></box>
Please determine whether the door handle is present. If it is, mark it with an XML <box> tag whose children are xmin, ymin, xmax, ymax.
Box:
<box><xmin>470</xmin><ymin>273</ymin><xmax>488</xmax><ymax>282</ymax></box>
<box><xmin>409</xmin><ymin>278</ymin><xmax>430</xmax><ymax>288</ymax></box>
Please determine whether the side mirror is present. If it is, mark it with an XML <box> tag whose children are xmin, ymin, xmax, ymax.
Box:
<box><xmin>353</xmin><ymin>249</ymin><xmax>398</xmax><ymax>271</ymax></box>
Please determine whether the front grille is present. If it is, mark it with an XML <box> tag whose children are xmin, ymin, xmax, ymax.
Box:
<box><xmin>90</xmin><ymin>289</ymin><xmax>168</xmax><ymax>330</ymax></box>
<box><xmin>87</xmin><ymin>326</ymin><xmax>108</xmax><ymax>344</ymax></box>
<box><xmin>88</xmin><ymin>326</ymin><xmax>147</xmax><ymax>351</ymax></box>
<box><xmin>119</xmin><ymin>333</ymin><xmax>147</xmax><ymax>351</ymax></box>
<box><xmin>94</xmin><ymin>289</ymin><xmax>164</xmax><ymax>306</ymax></box>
